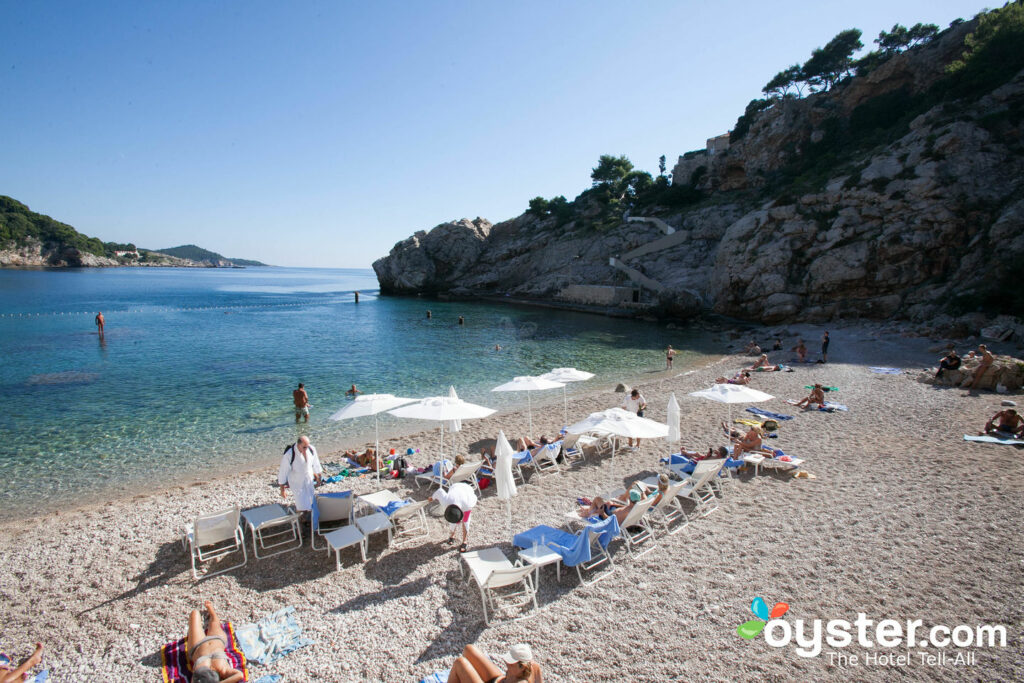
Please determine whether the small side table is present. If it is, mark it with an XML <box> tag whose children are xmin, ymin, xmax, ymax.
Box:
<box><xmin>323</xmin><ymin>526</ymin><xmax>367</xmax><ymax>569</ymax></box>
<box><xmin>518</xmin><ymin>545</ymin><xmax>562</xmax><ymax>586</ymax></box>
<box><xmin>241</xmin><ymin>504</ymin><xmax>302</xmax><ymax>559</ymax></box>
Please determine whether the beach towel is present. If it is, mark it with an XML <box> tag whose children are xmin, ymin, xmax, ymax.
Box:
<box><xmin>586</xmin><ymin>514</ymin><xmax>620</xmax><ymax>549</ymax></box>
<box><xmin>746</xmin><ymin>407</ymin><xmax>794</xmax><ymax>421</ymax></box>
<box><xmin>821</xmin><ymin>402</ymin><xmax>848</xmax><ymax>412</ymax></box>
<box><xmin>804</xmin><ymin>385</ymin><xmax>839</xmax><ymax>391</ymax></box>
<box><xmin>235</xmin><ymin>607</ymin><xmax>313</xmax><ymax>667</ymax></box>
<box><xmin>431</xmin><ymin>460</ymin><xmax>453</xmax><ymax>477</ymax></box>
<box><xmin>253</xmin><ymin>676</ymin><xmax>283</xmax><ymax>683</ymax></box>
<box><xmin>419</xmin><ymin>672</ymin><xmax>450</xmax><ymax>683</ymax></box>
<box><xmin>964</xmin><ymin>434</ymin><xmax>1024</xmax><ymax>445</ymax></box>
<box><xmin>869</xmin><ymin>367</ymin><xmax>902</xmax><ymax>374</ymax></box>
<box><xmin>514</xmin><ymin>524</ymin><xmax>592</xmax><ymax>567</ymax></box>
<box><xmin>162</xmin><ymin>622</ymin><xmax>248</xmax><ymax>683</ymax></box>
<box><xmin>380</xmin><ymin>499</ymin><xmax>411</xmax><ymax>516</ymax></box>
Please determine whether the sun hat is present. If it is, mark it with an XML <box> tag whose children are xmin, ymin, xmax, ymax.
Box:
<box><xmin>629</xmin><ymin>488</ymin><xmax>642</xmax><ymax>502</ymax></box>
<box><xmin>443</xmin><ymin>504</ymin><xmax>463</xmax><ymax>524</ymax></box>
<box><xmin>501</xmin><ymin>644</ymin><xmax>533</xmax><ymax>664</ymax></box>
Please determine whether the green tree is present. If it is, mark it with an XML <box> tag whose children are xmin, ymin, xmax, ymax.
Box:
<box><xmin>802</xmin><ymin>28</ymin><xmax>863</xmax><ymax>91</ymax></box>
<box><xmin>907</xmin><ymin>22</ymin><xmax>939</xmax><ymax>46</ymax></box>
<box><xmin>658</xmin><ymin>155</ymin><xmax>666</xmax><ymax>177</ymax></box>
<box><xmin>948</xmin><ymin>0</ymin><xmax>1024</xmax><ymax>89</ymax></box>
<box><xmin>875</xmin><ymin>23</ymin><xmax>910</xmax><ymax>53</ymax></box>
<box><xmin>548</xmin><ymin>195</ymin><xmax>573</xmax><ymax>225</ymax></box>
<box><xmin>527</xmin><ymin>196</ymin><xmax>550</xmax><ymax>217</ymax></box>
<box><xmin>590</xmin><ymin>154</ymin><xmax>634</xmax><ymax>186</ymax></box>
<box><xmin>762</xmin><ymin>64</ymin><xmax>805</xmax><ymax>98</ymax></box>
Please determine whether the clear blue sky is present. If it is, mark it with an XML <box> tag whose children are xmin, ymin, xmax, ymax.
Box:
<box><xmin>1</xmin><ymin>0</ymin><xmax>990</xmax><ymax>267</ymax></box>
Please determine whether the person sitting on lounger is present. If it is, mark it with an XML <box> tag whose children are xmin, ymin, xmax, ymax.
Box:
<box><xmin>935</xmin><ymin>348</ymin><xmax>961</xmax><ymax>378</ymax></box>
<box><xmin>577</xmin><ymin>495</ymin><xmax>623</xmax><ymax>520</ymax></box>
<box><xmin>441</xmin><ymin>454</ymin><xmax>467</xmax><ymax>480</ymax></box>
<box><xmin>731</xmin><ymin>425</ymin><xmax>764</xmax><ymax>458</ymax></box>
<box><xmin>633</xmin><ymin>474</ymin><xmax>671</xmax><ymax>506</ymax></box>
<box><xmin>0</xmin><ymin>642</ymin><xmax>44</xmax><ymax>683</ymax></box>
<box><xmin>449</xmin><ymin>643</ymin><xmax>544</xmax><ymax>683</ymax></box>
<box><xmin>186</xmin><ymin>601</ymin><xmax>244</xmax><ymax>683</ymax></box>
<box><xmin>982</xmin><ymin>408</ymin><xmax>1024</xmax><ymax>438</ymax></box>
<box><xmin>749</xmin><ymin>354</ymin><xmax>782</xmax><ymax>372</ymax></box>
<box><xmin>791</xmin><ymin>339</ymin><xmax>808</xmax><ymax>362</ymax></box>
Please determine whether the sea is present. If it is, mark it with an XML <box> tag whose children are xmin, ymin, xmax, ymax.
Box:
<box><xmin>0</xmin><ymin>266</ymin><xmax>716</xmax><ymax>520</ymax></box>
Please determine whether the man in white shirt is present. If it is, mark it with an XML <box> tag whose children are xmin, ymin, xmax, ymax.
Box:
<box><xmin>429</xmin><ymin>481</ymin><xmax>478</xmax><ymax>553</ymax></box>
<box><xmin>278</xmin><ymin>436</ymin><xmax>323</xmax><ymax>513</ymax></box>
<box><xmin>621</xmin><ymin>388</ymin><xmax>647</xmax><ymax>448</ymax></box>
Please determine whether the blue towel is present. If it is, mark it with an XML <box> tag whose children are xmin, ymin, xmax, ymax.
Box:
<box><xmin>964</xmin><ymin>434</ymin><xmax>1024</xmax><ymax>445</ymax></box>
<box><xmin>746</xmin><ymin>406</ymin><xmax>794</xmax><ymax>420</ymax></box>
<box><xmin>380</xmin><ymin>500</ymin><xmax>410</xmax><ymax>516</ymax></box>
<box><xmin>513</xmin><ymin>451</ymin><xmax>532</xmax><ymax>464</ymax></box>
<box><xmin>419</xmin><ymin>672</ymin><xmax>449</xmax><ymax>683</ymax></box>
<box><xmin>432</xmin><ymin>460</ymin><xmax>453</xmax><ymax>477</ymax></box>
<box><xmin>513</xmin><ymin>524</ymin><xmax>576</xmax><ymax>551</ymax></box>
<box><xmin>546</xmin><ymin>526</ymin><xmax>592</xmax><ymax>568</ymax></box>
<box><xmin>588</xmin><ymin>514</ymin><xmax>620</xmax><ymax>549</ymax></box>
<box><xmin>724</xmin><ymin>456</ymin><xmax>744</xmax><ymax>469</ymax></box>
<box><xmin>311</xmin><ymin>491</ymin><xmax>351</xmax><ymax>531</ymax></box>
<box><xmin>869</xmin><ymin>367</ymin><xmax>901</xmax><ymax>374</ymax></box>
<box><xmin>253</xmin><ymin>676</ymin><xmax>283</xmax><ymax>683</ymax></box>
<box><xmin>236</xmin><ymin>606</ymin><xmax>314</xmax><ymax>666</ymax></box>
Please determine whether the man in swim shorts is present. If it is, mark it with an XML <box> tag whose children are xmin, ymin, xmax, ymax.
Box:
<box><xmin>293</xmin><ymin>382</ymin><xmax>310</xmax><ymax>423</ymax></box>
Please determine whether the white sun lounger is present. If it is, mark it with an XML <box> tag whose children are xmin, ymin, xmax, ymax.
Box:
<box><xmin>182</xmin><ymin>506</ymin><xmax>247</xmax><ymax>580</ymax></box>
<box><xmin>459</xmin><ymin>547</ymin><xmax>538</xmax><ymax>625</ymax></box>
<box><xmin>415</xmin><ymin>460</ymin><xmax>483</xmax><ymax>494</ymax></box>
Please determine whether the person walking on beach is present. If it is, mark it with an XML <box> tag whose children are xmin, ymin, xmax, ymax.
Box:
<box><xmin>621</xmin><ymin>388</ymin><xmax>647</xmax><ymax>448</ymax></box>
<box><xmin>293</xmin><ymin>383</ymin><xmax>310</xmax><ymax>423</ymax></box>
<box><xmin>665</xmin><ymin>345</ymin><xmax>676</xmax><ymax>369</ymax></box>
<box><xmin>278</xmin><ymin>436</ymin><xmax>323</xmax><ymax>514</ymax></box>
<box><xmin>819</xmin><ymin>331</ymin><xmax>830</xmax><ymax>363</ymax></box>
<box><xmin>95</xmin><ymin>311</ymin><xmax>105</xmax><ymax>337</ymax></box>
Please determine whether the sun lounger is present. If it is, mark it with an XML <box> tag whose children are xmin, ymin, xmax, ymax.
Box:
<box><xmin>661</xmin><ymin>459</ymin><xmax>723</xmax><ymax>516</ymax></box>
<box><xmin>415</xmin><ymin>460</ymin><xmax>483</xmax><ymax>494</ymax></box>
<box><xmin>182</xmin><ymin>506</ymin><xmax>247</xmax><ymax>580</ymax></box>
<box><xmin>459</xmin><ymin>547</ymin><xmax>538</xmax><ymax>625</ymax></box>
<box><xmin>311</xmin><ymin>491</ymin><xmax>354</xmax><ymax>550</ymax></box>
<box><xmin>646</xmin><ymin>480</ymin><xmax>690</xmax><ymax>535</ymax></box>
<box><xmin>560</xmin><ymin>433</ymin><xmax>586</xmax><ymax>464</ymax></box>
<box><xmin>615</xmin><ymin>496</ymin><xmax>657</xmax><ymax>558</ymax></box>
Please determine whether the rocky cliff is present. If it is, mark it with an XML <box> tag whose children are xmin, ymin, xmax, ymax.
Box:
<box><xmin>374</xmin><ymin>13</ymin><xmax>1024</xmax><ymax>329</ymax></box>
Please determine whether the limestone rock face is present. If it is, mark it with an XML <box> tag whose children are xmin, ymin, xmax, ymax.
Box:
<box><xmin>0</xmin><ymin>239</ymin><xmax>120</xmax><ymax>267</ymax></box>
<box><xmin>373</xmin><ymin>218</ymin><xmax>492</xmax><ymax>294</ymax></box>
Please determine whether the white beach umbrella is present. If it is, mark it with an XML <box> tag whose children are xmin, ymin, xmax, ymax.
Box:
<box><xmin>388</xmin><ymin>395</ymin><xmax>496</xmax><ymax>459</ymax></box>
<box><xmin>494</xmin><ymin>430</ymin><xmax>517</xmax><ymax>537</ymax></box>
<box><xmin>566</xmin><ymin>407</ymin><xmax>669</xmax><ymax>470</ymax></box>
<box><xmin>446</xmin><ymin>385</ymin><xmax>462</xmax><ymax>454</ymax></box>
<box><xmin>491</xmin><ymin>375</ymin><xmax>564</xmax><ymax>438</ymax></box>
<box><xmin>688</xmin><ymin>384</ymin><xmax>774</xmax><ymax>427</ymax></box>
<box><xmin>667</xmin><ymin>393</ymin><xmax>681</xmax><ymax>444</ymax></box>
<box><xmin>329</xmin><ymin>393</ymin><xmax>416</xmax><ymax>481</ymax></box>
<box><xmin>539</xmin><ymin>367</ymin><xmax>595</xmax><ymax>426</ymax></box>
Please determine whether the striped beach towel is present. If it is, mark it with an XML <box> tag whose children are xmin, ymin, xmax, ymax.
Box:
<box><xmin>162</xmin><ymin>622</ymin><xmax>248</xmax><ymax>683</ymax></box>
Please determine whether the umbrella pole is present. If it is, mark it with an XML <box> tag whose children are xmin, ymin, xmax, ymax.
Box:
<box><xmin>562</xmin><ymin>386</ymin><xmax>568</xmax><ymax>429</ymax></box>
<box><xmin>375</xmin><ymin>414</ymin><xmax>381</xmax><ymax>483</ymax></box>
<box><xmin>440</xmin><ymin>422</ymin><xmax>445</xmax><ymax>461</ymax></box>
<box><xmin>527</xmin><ymin>392</ymin><xmax>533</xmax><ymax>439</ymax></box>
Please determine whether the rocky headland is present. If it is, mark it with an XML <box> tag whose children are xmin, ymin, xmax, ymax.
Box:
<box><xmin>374</xmin><ymin>12</ymin><xmax>1024</xmax><ymax>344</ymax></box>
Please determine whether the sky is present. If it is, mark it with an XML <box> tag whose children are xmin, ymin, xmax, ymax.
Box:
<box><xmin>0</xmin><ymin>0</ymin><xmax>992</xmax><ymax>268</ymax></box>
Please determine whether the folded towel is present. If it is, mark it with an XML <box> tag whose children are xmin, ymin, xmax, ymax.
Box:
<box><xmin>964</xmin><ymin>434</ymin><xmax>1024</xmax><ymax>445</ymax></box>
<box><xmin>746</xmin><ymin>407</ymin><xmax>794</xmax><ymax>420</ymax></box>
<box><xmin>162</xmin><ymin>622</ymin><xmax>248</xmax><ymax>683</ymax></box>
<box><xmin>380</xmin><ymin>500</ymin><xmax>411</xmax><ymax>516</ymax></box>
<box><xmin>236</xmin><ymin>607</ymin><xmax>313</xmax><ymax>667</ymax></box>
<box><xmin>869</xmin><ymin>367</ymin><xmax>902</xmax><ymax>374</ymax></box>
<box><xmin>419</xmin><ymin>672</ymin><xmax>450</xmax><ymax>683</ymax></box>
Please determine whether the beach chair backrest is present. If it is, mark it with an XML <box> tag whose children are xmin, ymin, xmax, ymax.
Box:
<box><xmin>392</xmin><ymin>499</ymin><xmax>428</xmax><ymax>521</ymax></box>
<box><xmin>194</xmin><ymin>507</ymin><xmax>240</xmax><ymax>547</ymax></box>
<box><xmin>562</xmin><ymin>433</ymin><xmax>580</xmax><ymax>450</ymax></box>
<box><xmin>620</xmin><ymin>496</ymin><xmax>656</xmax><ymax>529</ymax></box>
<box><xmin>315</xmin><ymin>494</ymin><xmax>353</xmax><ymax>526</ymax></box>
<box><xmin>486</xmin><ymin>564</ymin><xmax>536</xmax><ymax>589</ymax></box>
<box><xmin>654</xmin><ymin>481</ymin><xmax>687</xmax><ymax>512</ymax></box>
<box><xmin>691</xmin><ymin>459</ymin><xmax>725</xmax><ymax>489</ymax></box>
<box><xmin>449</xmin><ymin>461</ymin><xmax>481</xmax><ymax>484</ymax></box>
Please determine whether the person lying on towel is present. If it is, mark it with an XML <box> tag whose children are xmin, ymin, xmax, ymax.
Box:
<box><xmin>187</xmin><ymin>601</ymin><xmax>244</xmax><ymax>683</ymax></box>
<box><xmin>449</xmin><ymin>643</ymin><xmax>544</xmax><ymax>683</ymax></box>
<box><xmin>715</xmin><ymin>370</ymin><xmax>752</xmax><ymax>385</ymax></box>
<box><xmin>982</xmin><ymin>408</ymin><xmax>1024</xmax><ymax>438</ymax></box>
<box><xmin>748</xmin><ymin>354</ymin><xmax>782</xmax><ymax>372</ymax></box>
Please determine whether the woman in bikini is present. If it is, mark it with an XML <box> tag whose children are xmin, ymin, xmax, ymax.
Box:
<box><xmin>187</xmin><ymin>601</ymin><xmax>244</xmax><ymax>683</ymax></box>
<box><xmin>450</xmin><ymin>643</ymin><xmax>543</xmax><ymax>683</ymax></box>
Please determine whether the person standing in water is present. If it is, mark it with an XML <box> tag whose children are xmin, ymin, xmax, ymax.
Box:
<box><xmin>95</xmin><ymin>311</ymin><xmax>105</xmax><ymax>337</ymax></box>
<box><xmin>293</xmin><ymin>383</ymin><xmax>310</xmax><ymax>423</ymax></box>
<box><xmin>820</xmin><ymin>331</ymin><xmax>830</xmax><ymax>363</ymax></box>
<box><xmin>458</xmin><ymin>315</ymin><xmax>465</xmax><ymax>326</ymax></box>
<box><xmin>665</xmin><ymin>345</ymin><xmax>676</xmax><ymax>369</ymax></box>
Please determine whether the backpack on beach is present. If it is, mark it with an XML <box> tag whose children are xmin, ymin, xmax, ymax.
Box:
<box><xmin>284</xmin><ymin>442</ymin><xmax>316</xmax><ymax>467</ymax></box>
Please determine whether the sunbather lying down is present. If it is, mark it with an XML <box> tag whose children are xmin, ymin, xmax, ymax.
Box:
<box><xmin>0</xmin><ymin>642</ymin><xmax>43</xmax><ymax>683</ymax></box>
<box><xmin>344</xmin><ymin>448</ymin><xmax>384</xmax><ymax>470</ymax></box>
<box><xmin>449</xmin><ymin>643</ymin><xmax>543</xmax><ymax>683</ymax></box>
<box><xmin>577</xmin><ymin>476</ymin><xmax>670</xmax><ymax>523</ymax></box>
<box><xmin>748</xmin><ymin>354</ymin><xmax>782</xmax><ymax>371</ymax></box>
<box><xmin>187</xmin><ymin>601</ymin><xmax>244</xmax><ymax>683</ymax></box>
<box><xmin>480</xmin><ymin>437</ymin><xmax>554</xmax><ymax>465</ymax></box>
<box><xmin>716</xmin><ymin>371</ymin><xmax>752</xmax><ymax>385</ymax></box>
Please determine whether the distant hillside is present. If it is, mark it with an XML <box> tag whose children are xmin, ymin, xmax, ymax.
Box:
<box><xmin>154</xmin><ymin>245</ymin><xmax>267</xmax><ymax>267</ymax></box>
<box><xmin>0</xmin><ymin>196</ymin><xmax>268</xmax><ymax>268</ymax></box>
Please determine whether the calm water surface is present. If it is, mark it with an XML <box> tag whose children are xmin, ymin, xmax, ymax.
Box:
<box><xmin>0</xmin><ymin>267</ymin><xmax>715</xmax><ymax>519</ymax></box>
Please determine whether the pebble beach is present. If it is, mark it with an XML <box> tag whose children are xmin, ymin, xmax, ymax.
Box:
<box><xmin>1</xmin><ymin>324</ymin><xmax>1021</xmax><ymax>682</ymax></box>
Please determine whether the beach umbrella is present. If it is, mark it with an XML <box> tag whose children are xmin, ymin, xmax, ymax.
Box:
<box><xmin>566</xmin><ymin>407</ymin><xmax>669</xmax><ymax>471</ymax></box>
<box><xmin>494</xmin><ymin>430</ymin><xmax>518</xmax><ymax>537</ymax></box>
<box><xmin>539</xmin><ymin>367</ymin><xmax>595</xmax><ymax>426</ymax></box>
<box><xmin>688</xmin><ymin>384</ymin><xmax>774</xmax><ymax>427</ymax></box>
<box><xmin>329</xmin><ymin>393</ymin><xmax>417</xmax><ymax>481</ymax></box>
<box><xmin>388</xmin><ymin>395</ymin><xmax>496</xmax><ymax>460</ymax></box>
<box><xmin>667</xmin><ymin>393</ymin><xmax>681</xmax><ymax>444</ymax></box>
<box><xmin>446</xmin><ymin>385</ymin><xmax>462</xmax><ymax>454</ymax></box>
<box><xmin>491</xmin><ymin>376</ymin><xmax>564</xmax><ymax>438</ymax></box>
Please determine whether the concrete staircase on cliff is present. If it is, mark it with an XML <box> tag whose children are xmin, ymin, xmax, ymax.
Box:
<box><xmin>610</xmin><ymin>217</ymin><xmax>708</xmax><ymax>308</ymax></box>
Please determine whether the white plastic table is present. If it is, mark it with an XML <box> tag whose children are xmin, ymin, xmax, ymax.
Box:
<box><xmin>241</xmin><ymin>503</ymin><xmax>302</xmax><ymax>559</ymax></box>
<box><xmin>518</xmin><ymin>545</ymin><xmax>562</xmax><ymax>585</ymax></box>
<box><xmin>323</xmin><ymin>526</ymin><xmax>367</xmax><ymax>569</ymax></box>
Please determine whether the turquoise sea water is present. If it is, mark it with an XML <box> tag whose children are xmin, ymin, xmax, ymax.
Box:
<box><xmin>0</xmin><ymin>267</ymin><xmax>714</xmax><ymax>519</ymax></box>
